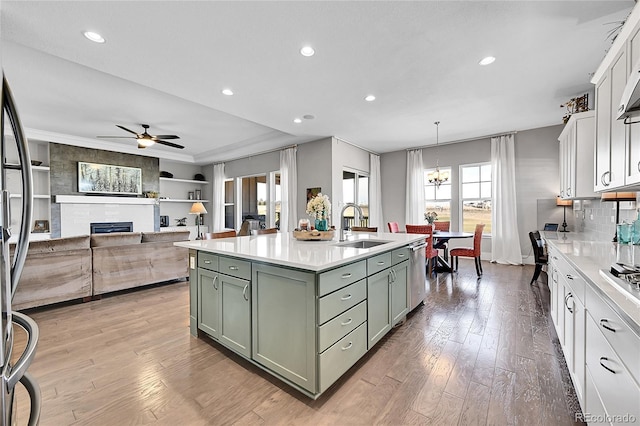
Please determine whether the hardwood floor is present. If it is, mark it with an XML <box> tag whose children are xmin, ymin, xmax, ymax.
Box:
<box><xmin>12</xmin><ymin>260</ymin><xmax>583</xmax><ymax>425</ymax></box>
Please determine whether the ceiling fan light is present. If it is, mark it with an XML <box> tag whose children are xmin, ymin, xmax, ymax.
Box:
<box><xmin>137</xmin><ymin>137</ymin><xmax>155</xmax><ymax>148</ymax></box>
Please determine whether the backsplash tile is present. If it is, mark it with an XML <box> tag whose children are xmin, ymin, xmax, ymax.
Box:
<box><xmin>574</xmin><ymin>199</ymin><xmax>637</xmax><ymax>241</ymax></box>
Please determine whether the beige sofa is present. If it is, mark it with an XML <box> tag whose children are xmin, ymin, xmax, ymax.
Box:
<box><xmin>91</xmin><ymin>231</ymin><xmax>189</xmax><ymax>295</ymax></box>
<box><xmin>12</xmin><ymin>230</ymin><xmax>189</xmax><ymax>310</ymax></box>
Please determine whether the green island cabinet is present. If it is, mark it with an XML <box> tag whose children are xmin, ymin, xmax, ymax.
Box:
<box><xmin>188</xmin><ymin>245</ymin><xmax>411</xmax><ymax>398</ymax></box>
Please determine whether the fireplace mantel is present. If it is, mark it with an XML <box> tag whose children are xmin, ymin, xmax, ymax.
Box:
<box><xmin>55</xmin><ymin>195</ymin><xmax>157</xmax><ymax>205</ymax></box>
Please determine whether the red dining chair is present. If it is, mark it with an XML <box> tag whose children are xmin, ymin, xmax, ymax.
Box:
<box><xmin>405</xmin><ymin>224</ymin><xmax>439</xmax><ymax>277</ymax></box>
<box><xmin>387</xmin><ymin>222</ymin><xmax>400</xmax><ymax>233</ymax></box>
<box><xmin>450</xmin><ymin>224</ymin><xmax>485</xmax><ymax>276</ymax></box>
<box><xmin>432</xmin><ymin>220</ymin><xmax>450</xmax><ymax>259</ymax></box>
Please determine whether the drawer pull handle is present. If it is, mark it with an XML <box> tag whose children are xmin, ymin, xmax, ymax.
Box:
<box><xmin>341</xmin><ymin>318</ymin><xmax>353</xmax><ymax>326</ymax></box>
<box><xmin>552</xmin><ymin>255</ymin><xmax>558</xmax><ymax>260</ymax></box>
<box><xmin>242</xmin><ymin>284</ymin><xmax>249</xmax><ymax>301</ymax></box>
<box><xmin>229</xmin><ymin>266</ymin><xmax>239</xmax><ymax>271</ymax></box>
<box><xmin>564</xmin><ymin>293</ymin><xmax>574</xmax><ymax>314</ymax></box>
<box><xmin>341</xmin><ymin>294</ymin><xmax>352</xmax><ymax>301</ymax></box>
<box><xmin>600</xmin><ymin>319</ymin><xmax>616</xmax><ymax>333</ymax></box>
<box><xmin>601</xmin><ymin>171</ymin><xmax>611</xmax><ymax>187</ymax></box>
<box><xmin>397</xmin><ymin>254</ymin><xmax>406</xmax><ymax>258</ymax></box>
<box><xmin>599</xmin><ymin>357</ymin><xmax>616</xmax><ymax>374</ymax></box>
<box><xmin>204</xmin><ymin>260</ymin><xmax>211</xmax><ymax>264</ymax></box>
<box><xmin>341</xmin><ymin>342</ymin><xmax>353</xmax><ymax>351</ymax></box>
<box><xmin>341</xmin><ymin>273</ymin><xmax>352</xmax><ymax>279</ymax></box>
<box><xmin>566</xmin><ymin>274</ymin><xmax>574</xmax><ymax>280</ymax></box>
<box><xmin>213</xmin><ymin>275</ymin><xmax>218</xmax><ymax>290</ymax></box>
<box><xmin>377</xmin><ymin>261</ymin><xmax>386</xmax><ymax>266</ymax></box>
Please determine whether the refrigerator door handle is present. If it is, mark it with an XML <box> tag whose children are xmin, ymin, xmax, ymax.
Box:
<box><xmin>2</xmin><ymin>76</ymin><xmax>34</xmax><ymax>297</ymax></box>
<box><xmin>18</xmin><ymin>372</ymin><xmax>40</xmax><ymax>426</ymax></box>
<box><xmin>6</xmin><ymin>311</ymin><xmax>38</xmax><ymax>390</ymax></box>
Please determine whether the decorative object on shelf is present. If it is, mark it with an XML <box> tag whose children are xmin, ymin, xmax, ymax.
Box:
<box><xmin>32</xmin><ymin>219</ymin><xmax>49</xmax><ymax>233</ymax></box>
<box><xmin>30</xmin><ymin>160</ymin><xmax>42</xmax><ymax>166</ymax></box>
<box><xmin>143</xmin><ymin>191</ymin><xmax>158</xmax><ymax>198</ymax></box>
<box><xmin>427</xmin><ymin>121</ymin><xmax>449</xmax><ymax>188</ymax></box>
<box><xmin>293</xmin><ymin>229</ymin><xmax>335</xmax><ymax>241</ymax></box>
<box><xmin>188</xmin><ymin>191</ymin><xmax>194</xmax><ymax>200</ymax></box>
<box><xmin>175</xmin><ymin>217</ymin><xmax>187</xmax><ymax>226</ymax></box>
<box><xmin>78</xmin><ymin>162</ymin><xmax>142</xmax><ymax>195</ymax></box>
<box><xmin>601</xmin><ymin>192</ymin><xmax>637</xmax><ymax>242</ymax></box>
<box><xmin>306</xmin><ymin>187</ymin><xmax>321</xmax><ymax>202</ymax></box>
<box><xmin>561</xmin><ymin>93</ymin><xmax>589</xmax><ymax>124</ymax></box>
<box><xmin>306</xmin><ymin>192</ymin><xmax>331</xmax><ymax>231</ymax></box>
<box><xmin>298</xmin><ymin>218</ymin><xmax>310</xmax><ymax>231</ymax></box>
<box><xmin>556</xmin><ymin>196</ymin><xmax>573</xmax><ymax>233</ymax></box>
<box><xmin>160</xmin><ymin>171</ymin><xmax>173</xmax><ymax>178</ymax></box>
<box><xmin>195</xmin><ymin>189</ymin><xmax>201</xmax><ymax>200</ymax></box>
<box><xmin>189</xmin><ymin>202</ymin><xmax>208</xmax><ymax>240</ymax></box>
<box><xmin>424</xmin><ymin>211</ymin><xmax>438</xmax><ymax>224</ymax></box>
<box><xmin>194</xmin><ymin>173</ymin><xmax>205</xmax><ymax>181</ymax></box>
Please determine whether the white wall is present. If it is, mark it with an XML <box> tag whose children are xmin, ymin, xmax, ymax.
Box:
<box><xmin>330</xmin><ymin>138</ymin><xmax>370</xmax><ymax>225</ymax></box>
<box><xmin>297</xmin><ymin>138</ymin><xmax>333</xmax><ymax>222</ymax></box>
<box><xmin>380</xmin><ymin>124</ymin><xmax>563</xmax><ymax>261</ymax></box>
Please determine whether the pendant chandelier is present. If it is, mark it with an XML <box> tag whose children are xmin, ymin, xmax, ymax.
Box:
<box><xmin>427</xmin><ymin>121</ymin><xmax>449</xmax><ymax>188</ymax></box>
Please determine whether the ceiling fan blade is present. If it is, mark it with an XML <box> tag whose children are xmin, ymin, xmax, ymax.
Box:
<box><xmin>153</xmin><ymin>135</ymin><xmax>180</xmax><ymax>140</ymax></box>
<box><xmin>97</xmin><ymin>136</ymin><xmax>136</xmax><ymax>139</ymax></box>
<box><xmin>155</xmin><ymin>139</ymin><xmax>185</xmax><ymax>149</ymax></box>
<box><xmin>116</xmin><ymin>125</ymin><xmax>140</xmax><ymax>136</ymax></box>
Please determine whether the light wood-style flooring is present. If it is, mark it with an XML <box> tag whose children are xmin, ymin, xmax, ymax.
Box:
<box><xmin>12</xmin><ymin>260</ymin><xmax>583</xmax><ymax>425</ymax></box>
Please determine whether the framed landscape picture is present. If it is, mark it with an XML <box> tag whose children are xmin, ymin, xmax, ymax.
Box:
<box><xmin>78</xmin><ymin>162</ymin><xmax>142</xmax><ymax>195</ymax></box>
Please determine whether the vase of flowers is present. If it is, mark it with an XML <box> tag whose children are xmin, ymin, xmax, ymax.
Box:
<box><xmin>424</xmin><ymin>211</ymin><xmax>438</xmax><ymax>224</ymax></box>
<box><xmin>306</xmin><ymin>193</ymin><xmax>331</xmax><ymax>231</ymax></box>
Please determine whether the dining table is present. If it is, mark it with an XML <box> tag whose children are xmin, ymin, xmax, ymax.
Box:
<box><xmin>432</xmin><ymin>231</ymin><xmax>473</xmax><ymax>272</ymax></box>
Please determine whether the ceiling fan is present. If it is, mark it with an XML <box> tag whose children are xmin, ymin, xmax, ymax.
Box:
<box><xmin>97</xmin><ymin>124</ymin><xmax>184</xmax><ymax>149</ymax></box>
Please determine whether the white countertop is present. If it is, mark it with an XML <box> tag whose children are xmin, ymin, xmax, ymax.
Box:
<box><xmin>543</xmin><ymin>231</ymin><xmax>640</xmax><ymax>331</ymax></box>
<box><xmin>175</xmin><ymin>231</ymin><xmax>426</xmax><ymax>272</ymax></box>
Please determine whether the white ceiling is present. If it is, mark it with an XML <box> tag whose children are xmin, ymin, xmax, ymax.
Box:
<box><xmin>0</xmin><ymin>1</ymin><xmax>634</xmax><ymax>164</ymax></box>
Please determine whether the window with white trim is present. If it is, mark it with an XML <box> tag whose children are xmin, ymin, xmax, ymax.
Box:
<box><xmin>460</xmin><ymin>163</ymin><xmax>492</xmax><ymax>234</ymax></box>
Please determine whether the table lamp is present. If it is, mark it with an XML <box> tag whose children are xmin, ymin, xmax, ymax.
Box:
<box><xmin>601</xmin><ymin>192</ymin><xmax>636</xmax><ymax>242</ymax></box>
<box><xmin>189</xmin><ymin>202</ymin><xmax>208</xmax><ymax>240</ymax></box>
<box><xmin>556</xmin><ymin>197</ymin><xmax>573</xmax><ymax>233</ymax></box>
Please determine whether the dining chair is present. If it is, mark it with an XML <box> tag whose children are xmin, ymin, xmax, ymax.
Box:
<box><xmin>432</xmin><ymin>220</ymin><xmax>450</xmax><ymax>259</ymax></box>
<box><xmin>253</xmin><ymin>228</ymin><xmax>278</xmax><ymax>235</ymax></box>
<box><xmin>405</xmin><ymin>224</ymin><xmax>439</xmax><ymax>277</ymax></box>
<box><xmin>387</xmin><ymin>222</ymin><xmax>400</xmax><ymax>233</ymax></box>
<box><xmin>203</xmin><ymin>230</ymin><xmax>237</xmax><ymax>239</ymax></box>
<box><xmin>529</xmin><ymin>231</ymin><xmax>548</xmax><ymax>285</ymax></box>
<box><xmin>351</xmin><ymin>226</ymin><xmax>378</xmax><ymax>232</ymax></box>
<box><xmin>450</xmin><ymin>223</ymin><xmax>485</xmax><ymax>276</ymax></box>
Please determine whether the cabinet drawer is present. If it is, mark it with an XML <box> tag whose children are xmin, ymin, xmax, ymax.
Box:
<box><xmin>556</xmin><ymin>256</ymin><xmax>585</xmax><ymax>303</ymax></box>
<box><xmin>318</xmin><ymin>260</ymin><xmax>366</xmax><ymax>297</ymax></box>
<box><xmin>318</xmin><ymin>301</ymin><xmax>366</xmax><ymax>353</ymax></box>
<box><xmin>319</xmin><ymin>322</ymin><xmax>367</xmax><ymax>393</ymax></box>
<box><xmin>391</xmin><ymin>247</ymin><xmax>410</xmax><ymax>265</ymax></box>
<box><xmin>198</xmin><ymin>252</ymin><xmax>219</xmax><ymax>271</ymax></box>
<box><xmin>367</xmin><ymin>252</ymin><xmax>392</xmax><ymax>276</ymax></box>
<box><xmin>318</xmin><ymin>279</ymin><xmax>366</xmax><ymax>325</ymax></box>
<box><xmin>585</xmin><ymin>315</ymin><xmax>640</xmax><ymax>421</ymax></box>
<box><xmin>219</xmin><ymin>256</ymin><xmax>251</xmax><ymax>280</ymax></box>
<box><xmin>586</xmin><ymin>285</ymin><xmax>640</xmax><ymax>384</ymax></box>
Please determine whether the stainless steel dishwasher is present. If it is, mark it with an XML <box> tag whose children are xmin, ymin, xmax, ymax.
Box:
<box><xmin>408</xmin><ymin>241</ymin><xmax>427</xmax><ymax>311</ymax></box>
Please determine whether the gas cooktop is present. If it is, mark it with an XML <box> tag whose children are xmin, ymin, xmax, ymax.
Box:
<box><xmin>599</xmin><ymin>265</ymin><xmax>640</xmax><ymax>307</ymax></box>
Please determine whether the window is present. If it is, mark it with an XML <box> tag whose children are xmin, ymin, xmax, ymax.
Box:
<box><xmin>224</xmin><ymin>179</ymin><xmax>235</xmax><ymax>229</ymax></box>
<box><xmin>342</xmin><ymin>170</ymin><xmax>369</xmax><ymax>228</ymax></box>
<box><xmin>424</xmin><ymin>167</ymin><xmax>452</xmax><ymax>222</ymax></box>
<box><xmin>460</xmin><ymin>163</ymin><xmax>492</xmax><ymax>234</ymax></box>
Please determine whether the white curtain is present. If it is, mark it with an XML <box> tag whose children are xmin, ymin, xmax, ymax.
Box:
<box><xmin>491</xmin><ymin>134</ymin><xmax>522</xmax><ymax>265</ymax></box>
<box><xmin>405</xmin><ymin>149</ymin><xmax>425</xmax><ymax>226</ymax></box>
<box><xmin>369</xmin><ymin>153</ymin><xmax>384</xmax><ymax>228</ymax></box>
<box><xmin>212</xmin><ymin>163</ymin><xmax>225</xmax><ymax>231</ymax></box>
<box><xmin>280</xmin><ymin>147</ymin><xmax>298</xmax><ymax>232</ymax></box>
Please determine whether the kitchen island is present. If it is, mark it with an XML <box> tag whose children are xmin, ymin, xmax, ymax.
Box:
<box><xmin>175</xmin><ymin>231</ymin><xmax>426</xmax><ymax>398</ymax></box>
<box><xmin>542</xmin><ymin>232</ymin><xmax>639</xmax><ymax>424</ymax></box>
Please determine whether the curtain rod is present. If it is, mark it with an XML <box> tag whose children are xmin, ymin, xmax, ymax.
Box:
<box><xmin>406</xmin><ymin>130</ymin><xmax>518</xmax><ymax>151</ymax></box>
<box><xmin>213</xmin><ymin>144</ymin><xmax>298</xmax><ymax>165</ymax></box>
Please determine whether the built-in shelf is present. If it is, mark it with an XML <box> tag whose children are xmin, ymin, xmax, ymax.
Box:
<box><xmin>9</xmin><ymin>194</ymin><xmax>50</xmax><ymax>199</ymax></box>
<box><xmin>55</xmin><ymin>195</ymin><xmax>157</xmax><ymax>205</ymax></box>
<box><xmin>159</xmin><ymin>199</ymin><xmax>210</xmax><ymax>203</ymax></box>
<box><xmin>159</xmin><ymin>177</ymin><xmax>209</xmax><ymax>185</ymax></box>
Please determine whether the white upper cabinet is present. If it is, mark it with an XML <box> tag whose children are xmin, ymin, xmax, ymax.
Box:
<box><xmin>558</xmin><ymin>111</ymin><xmax>596</xmax><ymax>199</ymax></box>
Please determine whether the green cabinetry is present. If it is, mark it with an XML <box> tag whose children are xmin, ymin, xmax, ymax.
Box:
<box><xmin>367</xmin><ymin>259</ymin><xmax>408</xmax><ymax>349</ymax></box>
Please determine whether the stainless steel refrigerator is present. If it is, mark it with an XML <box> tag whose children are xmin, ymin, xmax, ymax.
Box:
<box><xmin>1</xmin><ymin>73</ymin><xmax>42</xmax><ymax>424</ymax></box>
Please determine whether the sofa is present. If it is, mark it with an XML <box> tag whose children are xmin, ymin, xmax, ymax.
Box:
<box><xmin>12</xmin><ymin>230</ymin><xmax>189</xmax><ymax>310</ymax></box>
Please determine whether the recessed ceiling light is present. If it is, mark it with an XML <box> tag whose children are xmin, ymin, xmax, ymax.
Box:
<box><xmin>365</xmin><ymin>95</ymin><xmax>376</xmax><ymax>102</ymax></box>
<box><xmin>83</xmin><ymin>31</ymin><xmax>105</xmax><ymax>43</ymax></box>
<box><xmin>479</xmin><ymin>56</ymin><xmax>496</xmax><ymax>66</ymax></box>
<box><xmin>293</xmin><ymin>118</ymin><xmax>302</xmax><ymax>124</ymax></box>
<box><xmin>221</xmin><ymin>88</ymin><xmax>234</xmax><ymax>96</ymax></box>
<box><xmin>300</xmin><ymin>46</ymin><xmax>315</xmax><ymax>57</ymax></box>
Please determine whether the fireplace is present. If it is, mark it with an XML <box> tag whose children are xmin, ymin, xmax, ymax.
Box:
<box><xmin>90</xmin><ymin>222</ymin><xmax>134</xmax><ymax>234</ymax></box>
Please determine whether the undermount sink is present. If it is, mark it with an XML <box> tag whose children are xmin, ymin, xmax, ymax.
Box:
<box><xmin>335</xmin><ymin>240</ymin><xmax>391</xmax><ymax>249</ymax></box>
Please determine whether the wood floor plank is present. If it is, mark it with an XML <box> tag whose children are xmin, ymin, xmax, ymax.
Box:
<box><xmin>11</xmin><ymin>264</ymin><xmax>582</xmax><ymax>425</ymax></box>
